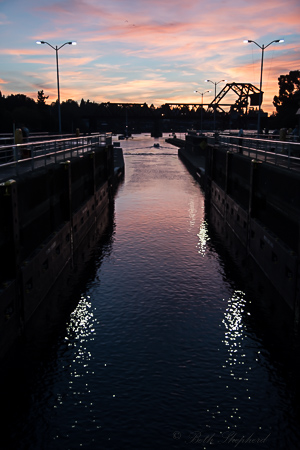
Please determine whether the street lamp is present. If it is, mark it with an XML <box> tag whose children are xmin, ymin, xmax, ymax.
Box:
<box><xmin>194</xmin><ymin>90</ymin><xmax>210</xmax><ymax>132</ymax></box>
<box><xmin>36</xmin><ymin>40</ymin><xmax>77</xmax><ymax>134</ymax></box>
<box><xmin>244</xmin><ymin>39</ymin><xmax>284</xmax><ymax>136</ymax></box>
<box><xmin>205</xmin><ymin>79</ymin><xmax>226</xmax><ymax>131</ymax></box>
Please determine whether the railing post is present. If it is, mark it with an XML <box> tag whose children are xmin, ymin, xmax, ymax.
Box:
<box><xmin>274</xmin><ymin>142</ymin><xmax>278</xmax><ymax>166</ymax></box>
<box><xmin>287</xmin><ymin>144</ymin><xmax>291</xmax><ymax>169</ymax></box>
<box><xmin>31</xmin><ymin>147</ymin><xmax>34</xmax><ymax>171</ymax></box>
<box><xmin>45</xmin><ymin>144</ymin><xmax>48</xmax><ymax>166</ymax></box>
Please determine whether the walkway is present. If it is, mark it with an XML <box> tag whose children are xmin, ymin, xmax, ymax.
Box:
<box><xmin>0</xmin><ymin>134</ymin><xmax>111</xmax><ymax>183</ymax></box>
<box><xmin>167</xmin><ymin>132</ymin><xmax>300</xmax><ymax>173</ymax></box>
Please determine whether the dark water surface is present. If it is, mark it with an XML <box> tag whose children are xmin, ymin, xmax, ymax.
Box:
<box><xmin>1</xmin><ymin>134</ymin><xmax>300</xmax><ymax>450</ymax></box>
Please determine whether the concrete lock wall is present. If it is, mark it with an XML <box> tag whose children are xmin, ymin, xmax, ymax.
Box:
<box><xmin>253</xmin><ymin>164</ymin><xmax>300</xmax><ymax>253</ymax></box>
<box><xmin>211</xmin><ymin>148</ymin><xmax>227</xmax><ymax>191</ymax></box>
<box><xmin>226</xmin><ymin>153</ymin><xmax>252</xmax><ymax>210</ymax></box>
<box><xmin>0</xmin><ymin>144</ymin><xmax>115</xmax><ymax>359</ymax></box>
<box><xmin>206</xmin><ymin>145</ymin><xmax>300</xmax><ymax>319</ymax></box>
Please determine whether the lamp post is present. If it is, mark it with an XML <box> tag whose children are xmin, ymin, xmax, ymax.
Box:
<box><xmin>194</xmin><ymin>90</ymin><xmax>210</xmax><ymax>132</ymax></box>
<box><xmin>205</xmin><ymin>79</ymin><xmax>226</xmax><ymax>131</ymax></box>
<box><xmin>244</xmin><ymin>39</ymin><xmax>284</xmax><ymax>136</ymax></box>
<box><xmin>36</xmin><ymin>40</ymin><xmax>77</xmax><ymax>134</ymax></box>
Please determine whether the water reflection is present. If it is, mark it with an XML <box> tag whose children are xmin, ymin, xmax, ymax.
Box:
<box><xmin>188</xmin><ymin>198</ymin><xmax>197</xmax><ymax>228</ymax></box>
<box><xmin>196</xmin><ymin>219</ymin><xmax>210</xmax><ymax>257</ymax></box>
<box><xmin>66</xmin><ymin>295</ymin><xmax>95</xmax><ymax>342</ymax></box>
<box><xmin>222</xmin><ymin>290</ymin><xmax>247</xmax><ymax>354</ymax></box>
<box><xmin>1</xmin><ymin>134</ymin><xmax>300</xmax><ymax>450</ymax></box>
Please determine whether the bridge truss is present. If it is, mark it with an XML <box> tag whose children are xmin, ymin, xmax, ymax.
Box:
<box><xmin>210</xmin><ymin>82</ymin><xmax>262</xmax><ymax>114</ymax></box>
<box><xmin>165</xmin><ymin>82</ymin><xmax>262</xmax><ymax>115</ymax></box>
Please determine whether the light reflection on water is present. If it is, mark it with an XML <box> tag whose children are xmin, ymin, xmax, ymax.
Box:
<box><xmin>1</xmin><ymin>134</ymin><xmax>300</xmax><ymax>450</ymax></box>
<box><xmin>196</xmin><ymin>219</ymin><xmax>210</xmax><ymax>257</ymax></box>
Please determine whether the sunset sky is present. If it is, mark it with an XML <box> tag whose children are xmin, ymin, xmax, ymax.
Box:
<box><xmin>0</xmin><ymin>0</ymin><xmax>299</xmax><ymax>113</ymax></box>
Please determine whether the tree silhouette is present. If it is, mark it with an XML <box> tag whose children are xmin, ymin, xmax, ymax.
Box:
<box><xmin>37</xmin><ymin>90</ymin><xmax>49</xmax><ymax>106</ymax></box>
<box><xmin>273</xmin><ymin>70</ymin><xmax>300</xmax><ymax>126</ymax></box>
<box><xmin>1</xmin><ymin>78</ymin><xmax>299</xmax><ymax>134</ymax></box>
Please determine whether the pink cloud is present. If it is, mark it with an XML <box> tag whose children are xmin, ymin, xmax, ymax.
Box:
<box><xmin>0</xmin><ymin>48</ymin><xmax>41</xmax><ymax>56</ymax></box>
<box><xmin>1</xmin><ymin>0</ymin><xmax>299</xmax><ymax>115</ymax></box>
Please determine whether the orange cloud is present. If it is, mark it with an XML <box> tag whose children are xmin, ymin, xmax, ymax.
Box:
<box><xmin>1</xmin><ymin>0</ymin><xmax>299</xmax><ymax>116</ymax></box>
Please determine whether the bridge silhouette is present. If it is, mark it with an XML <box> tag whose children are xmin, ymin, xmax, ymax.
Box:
<box><xmin>165</xmin><ymin>83</ymin><xmax>262</xmax><ymax>114</ymax></box>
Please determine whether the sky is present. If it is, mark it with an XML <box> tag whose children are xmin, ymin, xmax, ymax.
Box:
<box><xmin>0</xmin><ymin>0</ymin><xmax>299</xmax><ymax>114</ymax></box>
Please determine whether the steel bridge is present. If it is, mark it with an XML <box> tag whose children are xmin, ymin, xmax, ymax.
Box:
<box><xmin>164</xmin><ymin>82</ymin><xmax>262</xmax><ymax>114</ymax></box>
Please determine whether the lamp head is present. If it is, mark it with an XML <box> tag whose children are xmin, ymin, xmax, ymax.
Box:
<box><xmin>194</xmin><ymin>90</ymin><xmax>211</xmax><ymax>96</ymax></box>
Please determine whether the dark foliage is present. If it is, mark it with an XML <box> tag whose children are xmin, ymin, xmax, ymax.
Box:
<box><xmin>0</xmin><ymin>75</ymin><xmax>299</xmax><ymax>134</ymax></box>
<box><xmin>273</xmin><ymin>70</ymin><xmax>300</xmax><ymax>127</ymax></box>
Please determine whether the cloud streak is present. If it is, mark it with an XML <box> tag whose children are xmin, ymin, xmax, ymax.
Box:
<box><xmin>0</xmin><ymin>0</ymin><xmax>299</xmax><ymax>113</ymax></box>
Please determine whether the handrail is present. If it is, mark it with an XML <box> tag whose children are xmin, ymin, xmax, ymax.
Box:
<box><xmin>0</xmin><ymin>133</ymin><xmax>112</xmax><ymax>181</ymax></box>
<box><xmin>0</xmin><ymin>133</ymin><xmax>112</xmax><ymax>162</ymax></box>
<box><xmin>206</xmin><ymin>133</ymin><xmax>300</xmax><ymax>172</ymax></box>
<box><xmin>0</xmin><ymin>132</ymin><xmax>80</xmax><ymax>147</ymax></box>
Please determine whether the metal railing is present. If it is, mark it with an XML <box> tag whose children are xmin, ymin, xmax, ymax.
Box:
<box><xmin>0</xmin><ymin>132</ymin><xmax>79</xmax><ymax>147</ymax></box>
<box><xmin>0</xmin><ymin>133</ymin><xmax>112</xmax><ymax>180</ymax></box>
<box><xmin>207</xmin><ymin>133</ymin><xmax>300</xmax><ymax>172</ymax></box>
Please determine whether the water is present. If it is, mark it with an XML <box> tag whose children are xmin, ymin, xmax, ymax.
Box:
<box><xmin>1</xmin><ymin>134</ymin><xmax>300</xmax><ymax>450</ymax></box>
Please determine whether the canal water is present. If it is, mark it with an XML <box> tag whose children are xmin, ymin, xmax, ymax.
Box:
<box><xmin>1</xmin><ymin>134</ymin><xmax>300</xmax><ymax>450</ymax></box>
